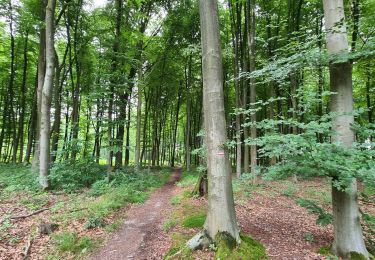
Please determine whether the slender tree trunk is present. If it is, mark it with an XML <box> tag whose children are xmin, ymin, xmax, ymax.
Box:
<box><xmin>247</xmin><ymin>0</ymin><xmax>257</xmax><ymax>177</ymax></box>
<box><xmin>366</xmin><ymin>67</ymin><xmax>372</xmax><ymax>124</ymax></box>
<box><xmin>7</xmin><ymin>0</ymin><xmax>17</xmax><ymax>164</ymax></box>
<box><xmin>198</xmin><ymin>0</ymin><xmax>239</xmax><ymax>242</ymax></box>
<box><xmin>171</xmin><ymin>85</ymin><xmax>182</xmax><ymax>167</ymax></box>
<box><xmin>24</xmin><ymin>77</ymin><xmax>38</xmax><ymax>164</ymax></box>
<box><xmin>323</xmin><ymin>0</ymin><xmax>369</xmax><ymax>258</ymax></box>
<box><xmin>135</xmin><ymin>68</ymin><xmax>142</xmax><ymax>170</ymax></box>
<box><xmin>185</xmin><ymin>56</ymin><xmax>192</xmax><ymax>171</ymax></box>
<box><xmin>32</xmin><ymin>0</ymin><xmax>46</xmax><ymax>173</ymax></box>
<box><xmin>18</xmin><ymin>31</ymin><xmax>29</xmax><ymax>163</ymax></box>
<box><xmin>39</xmin><ymin>0</ymin><xmax>56</xmax><ymax>189</ymax></box>
<box><xmin>124</xmin><ymin>96</ymin><xmax>131</xmax><ymax>166</ymax></box>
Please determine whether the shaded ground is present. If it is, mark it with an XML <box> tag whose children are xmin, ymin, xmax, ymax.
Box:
<box><xmin>89</xmin><ymin>168</ymin><xmax>182</xmax><ymax>260</ymax></box>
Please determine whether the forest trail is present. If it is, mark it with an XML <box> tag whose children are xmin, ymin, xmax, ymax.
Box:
<box><xmin>89</xmin><ymin>168</ymin><xmax>182</xmax><ymax>260</ymax></box>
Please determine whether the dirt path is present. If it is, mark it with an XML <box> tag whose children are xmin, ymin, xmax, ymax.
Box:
<box><xmin>90</xmin><ymin>168</ymin><xmax>182</xmax><ymax>260</ymax></box>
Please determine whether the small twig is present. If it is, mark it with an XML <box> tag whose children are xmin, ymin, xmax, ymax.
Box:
<box><xmin>22</xmin><ymin>237</ymin><xmax>33</xmax><ymax>260</ymax></box>
<box><xmin>11</xmin><ymin>208</ymin><xmax>49</xmax><ymax>220</ymax></box>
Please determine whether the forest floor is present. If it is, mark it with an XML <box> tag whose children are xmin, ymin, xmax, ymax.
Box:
<box><xmin>0</xmin><ymin>166</ymin><xmax>374</xmax><ymax>260</ymax></box>
<box><xmin>91</xmin><ymin>171</ymin><xmax>375</xmax><ymax>260</ymax></box>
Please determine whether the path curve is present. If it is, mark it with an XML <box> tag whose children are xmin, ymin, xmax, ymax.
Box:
<box><xmin>90</xmin><ymin>168</ymin><xmax>181</xmax><ymax>260</ymax></box>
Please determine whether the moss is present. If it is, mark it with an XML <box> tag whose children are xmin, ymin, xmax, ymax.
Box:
<box><xmin>317</xmin><ymin>246</ymin><xmax>333</xmax><ymax>256</ymax></box>
<box><xmin>182</xmin><ymin>213</ymin><xmax>206</xmax><ymax>228</ymax></box>
<box><xmin>349</xmin><ymin>252</ymin><xmax>368</xmax><ymax>260</ymax></box>
<box><xmin>215</xmin><ymin>233</ymin><xmax>268</xmax><ymax>260</ymax></box>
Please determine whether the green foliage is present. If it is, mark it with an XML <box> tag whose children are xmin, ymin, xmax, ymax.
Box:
<box><xmin>50</xmin><ymin>159</ymin><xmax>105</xmax><ymax>192</ymax></box>
<box><xmin>215</xmin><ymin>233</ymin><xmax>268</xmax><ymax>260</ymax></box>
<box><xmin>182</xmin><ymin>213</ymin><xmax>206</xmax><ymax>228</ymax></box>
<box><xmin>0</xmin><ymin>164</ymin><xmax>39</xmax><ymax>193</ymax></box>
<box><xmin>239</xmin><ymin>100</ymin><xmax>375</xmax><ymax>193</ymax></box>
<box><xmin>297</xmin><ymin>199</ymin><xmax>332</xmax><ymax>226</ymax></box>
<box><xmin>53</xmin><ymin>232</ymin><xmax>93</xmax><ymax>253</ymax></box>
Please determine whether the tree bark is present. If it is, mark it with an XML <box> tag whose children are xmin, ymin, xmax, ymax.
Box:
<box><xmin>198</xmin><ymin>0</ymin><xmax>240</xmax><ymax>242</ymax></box>
<box><xmin>323</xmin><ymin>0</ymin><xmax>369</xmax><ymax>258</ymax></box>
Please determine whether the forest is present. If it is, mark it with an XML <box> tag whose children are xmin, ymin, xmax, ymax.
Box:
<box><xmin>0</xmin><ymin>0</ymin><xmax>374</xmax><ymax>259</ymax></box>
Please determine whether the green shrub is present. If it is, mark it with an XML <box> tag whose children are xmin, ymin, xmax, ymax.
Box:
<box><xmin>282</xmin><ymin>182</ymin><xmax>297</xmax><ymax>197</ymax></box>
<box><xmin>50</xmin><ymin>159</ymin><xmax>105</xmax><ymax>192</ymax></box>
<box><xmin>297</xmin><ymin>198</ymin><xmax>332</xmax><ymax>226</ymax></box>
<box><xmin>84</xmin><ymin>216</ymin><xmax>105</xmax><ymax>229</ymax></box>
<box><xmin>89</xmin><ymin>179</ymin><xmax>112</xmax><ymax>197</ymax></box>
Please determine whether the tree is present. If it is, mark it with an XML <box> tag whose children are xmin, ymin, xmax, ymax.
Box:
<box><xmin>322</xmin><ymin>0</ymin><xmax>369</xmax><ymax>257</ymax></box>
<box><xmin>39</xmin><ymin>0</ymin><xmax>56</xmax><ymax>189</ymax></box>
<box><xmin>196</xmin><ymin>0</ymin><xmax>240</xmax><ymax>243</ymax></box>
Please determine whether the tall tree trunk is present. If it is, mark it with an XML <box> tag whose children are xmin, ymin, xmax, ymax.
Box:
<box><xmin>7</xmin><ymin>0</ymin><xmax>17</xmax><ymax>164</ymax></box>
<box><xmin>39</xmin><ymin>0</ymin><xmax>56</xmax><ymax>189</ymax></box>
<box><xmin>171</xmin><ymin>85</ymin><xmax>182</xmax><ymax>167</ymax></box>
<box><xmin>18</xmin><ymin>31</ymin><xmax>29</xmax><ymax>163</ymax></box>
<box><xmin>185</xmin><ymin>56</ymin><xmax>192</xmax><ymax>171</ymax></box>
<box><xmin>247</xmin><ymin>0</ymin><xmax>257</xmax><ymax>176</ymax></box>
<box><xmin>24</xmin><ymin>76</ymin><xmax>38</xmax><ymax>164</ymax></box>
<box><xmin>32</xmin><ymin>0</ymin><xmax>46</xmax><ymax>173</ymax></box>
<box><xmin>198</xmin><ymin>0</ymin><xmax>239</xmax><ymax>242</ymax></box>
<box><xmin>228</xmin><ymin>0</ymin><xmax>242</xmax><ymax>178</ymax></box>
<box><xmin>323</xmin><ymin>0</ymin><xmax>369</xmax><ymax>258</ymax></box>
<box><xmin>124</xmin><ymin>96</ymin><xmax>131</xmax><ymax>166</ymax></box>
<box><xmin>366</xmin><ymin>67</ymin><xmax>372</xmax><ymax>124</ymax></box>
<box><xmin>135</xmin><ymin>68</ymin><xmax>143</xmax><ymax>170</ymax></box>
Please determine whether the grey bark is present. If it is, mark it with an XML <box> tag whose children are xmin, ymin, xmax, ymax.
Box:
<box><xmin>323</xmin><ymin>0</ymin><xmax>369</xmax><ymax>258</ymax></box>
<box><xmin>198</xmin><ymin>0</ymin><xmax>240</xmax><ymax>242</ymax></box>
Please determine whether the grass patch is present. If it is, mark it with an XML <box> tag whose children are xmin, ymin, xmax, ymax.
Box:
<box><xmin>182</xmin><ymin>213</ymin><xmax>206</xmax><ymax>228</ymax></box>
<box><xmin>281</xmin><ymin>182</ymin><xmax>297</xmax><ymax>197</ymax></box>
<box><xmin>53</xmin><ymin>232</ymin><xmax>94</xmax><ymax>253</ymax></box>
<box><xmin>104</xmin><ymin>219</ymin><xmax>123</xmax><ymax>233</ymax></box>
<box><xmin>171</xmin><ymin>195</ymin><xmax>183</xmax><ymax>205</ymax></box>
<box><xmin>164</xmin><ymin>232</ymin><xmax>193</xmax><ymax>260</ymax></box>
<box><xmin>177</xmin><ymin>171</ymin><xmax>199</xmax><ymax>188</ymax></box>
<box><xmin>162</xmin><ymin>219</ymin><xmax>178</xmax><ymax>232</ymax></box>
<box><xmin>0</xmin><ymin>164</ymin><xmax>39</xmax><ymax>194</ymax></box>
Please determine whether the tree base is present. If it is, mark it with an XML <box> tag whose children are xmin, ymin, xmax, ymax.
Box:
<box><xmin>187</xmin><ymin>231</ymin><xmax>268</xmax><ymax>259</ymax></box>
